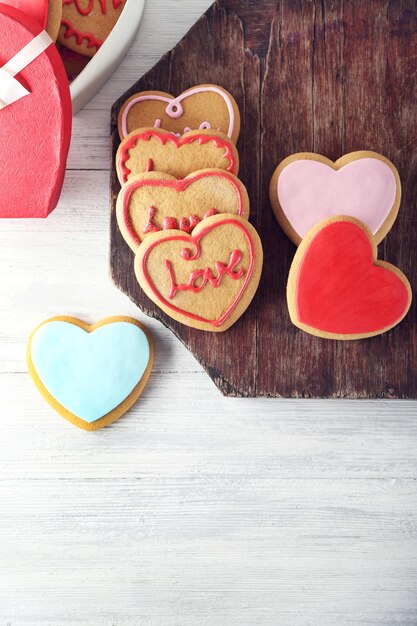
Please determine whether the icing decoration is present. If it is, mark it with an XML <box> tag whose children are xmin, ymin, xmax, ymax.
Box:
<box><xmin>166</xmin><ymin>250</ymin><xmax>245</xmax><ymax>299</ymax></box>
<box><xmin>63</xmin><ymin>0</ymin><xmax>123</xmax><ymax>16</ymax></box>
<box><xmin>118</xmin><ymin>129</ymin><xmax>237</xmax><ymax>184</ymax></box>
<box><xmin>143</xmin><ymin>209</ymin><xmax>209</xmax><ymax>235</ymax></box>
<box><xmin>0</xmin><ymin>30</ymin><xmax>53</xmax><ymax>109</ymax></box>
<box><xmin>118</xmin><ymin>170</ymin><xmax>244</xmax><ymax>247</ymax></box>
<box><xmin>275</xmin><ymin>154</ymin><xmax>400</xmax><ymax>243</ymax></box>
<box><xmin>140</xmin><ymin>218</ymin><xmax>256</xmax><ymax>327</ymax></box>
<box><xmin>291</xmin><ymin>219</ymin><xmax>411</xmax><ymax>338</ymax></box>
<box><xmin>2</xmin><ymin>0</ymin><xmax>48</xmax><ymax>28</ymax></box>
<box><xmin>61</xmin><ymin>0</ymin><xmax>124</xmax><ymax>51</ymax></box>
<box><xmin>60</xmin><ymin>18</ymin><xmax>104</xmax><ymax>50</ymax></box>
<box><xmin>0</xmin><ymin>5</ymin><xmax>72</xmax><ymax>218</ymax></box>
<box><xmin>121</xmin><ymin>86</ymin><xmax>235</xmax><ymax>139</ymax></box>
<box><xmin>30</xmin><ymin>320</ymin><xmax>151</xmax><ymax>423</ymax></box>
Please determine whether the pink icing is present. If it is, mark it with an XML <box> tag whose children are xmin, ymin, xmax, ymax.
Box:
<box><xmin>121</xmin><ymin>86</ymin><xmax>235</xmax><ymax>139</ymax></box>
<box><xmin>277</xmin><ymin>157</ymin><xmax>397</xmax><ymax>239</ymax></box>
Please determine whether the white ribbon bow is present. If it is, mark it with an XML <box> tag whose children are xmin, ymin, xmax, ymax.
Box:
<box><xmin>0</xmin><ymin>30</ymin><xmax>53</xmax><ymax>110</ymax></box>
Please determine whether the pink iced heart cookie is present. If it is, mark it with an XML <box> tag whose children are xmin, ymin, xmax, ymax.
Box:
<box><xmin>269</xmin><ymin>151</ymin><xmax>401</xmax><ymax>245</ymax></box>
<box><xmin>0</xmin><ymin>5</ymin><xmax>72</xmax><ymax>218</ymax></box>
<box><xmin>135</xmin><ymin>214</ymin><xmax>263</xmax><ymax>332</ymax></box>
<box><xmin>118</xmin><ymin>84</ymin><xmax>241</xmax><ymax>143</ymax></box>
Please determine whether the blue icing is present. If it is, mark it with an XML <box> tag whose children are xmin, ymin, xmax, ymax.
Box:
<box><xmin>30</xmin><ymin>321</ymin><xmax>150</xmax><ymax>423</ymax></box>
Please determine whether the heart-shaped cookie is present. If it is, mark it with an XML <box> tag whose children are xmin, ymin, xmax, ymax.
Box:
<box><xmin>135</xmin><ymin>214</ymin><xmax>263</xmax><ymax>332</ymax></box>
<box><xmin>58</xmin><ymin>0</ymin><xmax>126</xmax><ymax>57</ymax></box>
<box><xmin>117</xmin><ymin>169</ymin><xmax>250</xmax><ymax>251</ymax></box>
<box><xmin>118</xmin><ymin>84</ymin><xmax>241</xmax><ymax>143</ymax></box>
<box><xmin>270</xmin><ymin>151</ymin><xmax>401</xmax><ymax>245</ymax></box>
<box><xmin>287</xmin><ymin>217</ymin><xmax>411</xmax><ymax>339</ymax></box>
<box><xmin>0</xmin><ymin>5</ymin><xmax>72</xmax><ymax>218</ymax></box>
<box><xmin>116</xmin><ymin>128</ymin><xmax>239</xmax><ymax>185</ymax></box>
<box><xmin>27</xmin><ymin>316</ymin><xmax>153</xmax><ymax>431</ymax></box>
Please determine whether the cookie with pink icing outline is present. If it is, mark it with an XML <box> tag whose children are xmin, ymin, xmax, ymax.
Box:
<box><xmin>118</xmin><ymin>84</ymin><xmax>241</xmax><ymax>144</ymax></box>
<box><xmin>116</xmin><ymin>127</ymin><xmax>239</xmax><ymax>185</ymax></box>
<box><xmin>58</xmin><ymin>0</ymin><xmax>126</xmax><ymax>58</ymax></box>
<box><xmin>134</xmin><ymin>214</ymin><xmax>263</xmax><ymax>332</ymax></box>
<box><xmin>269</xmin><ymin>151</ymin><xmax>401</xmax><ymax>245</ymax></box>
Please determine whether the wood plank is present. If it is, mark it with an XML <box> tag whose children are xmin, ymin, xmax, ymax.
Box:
<box><xmin>1</xmin><ymin>477</ymin><xmax>417</xmax><ymax>624</ymax></box>
<box><xmin>110</xmin><ymin>0</ymin><xmax>417</xmax><ymax>397</ymax></box>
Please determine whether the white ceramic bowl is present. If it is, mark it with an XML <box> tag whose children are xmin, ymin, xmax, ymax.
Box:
<box><xmin>70</xmin><ymin>0</ymin><xmax>146</xmax><ymax>114</ymax></box>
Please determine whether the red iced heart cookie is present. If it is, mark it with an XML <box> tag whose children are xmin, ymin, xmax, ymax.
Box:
<box><xmin>0</xmin><ymin>5</ymin><xmax>72</xmax><ymax>218</ymax></box>
<box><xmin>135</xmin><ymin>214</ymin><xmax>263</xmax><ymax>332</ymax></box>
<box><xmin>287</xmin><ymin>217</ymin><xmax>412</xmax><ymax>339</ymax></box>
<box><xmin>116</xmin><ymin>169</ymin><xmax>250</xmax><ymax>251</ymax></box>
<box><xmin>116</xmin><ymin>128</ymin><xmax>239</xmax><ymax>185</ymax></box>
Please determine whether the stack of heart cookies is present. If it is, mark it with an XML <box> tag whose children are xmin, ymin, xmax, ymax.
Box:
<box><xmin>269</xmin><ymin>151</ymin><xmax>412</xmax><ymax>340</ymax></box>
<box><xmin>114</xmin><ymin>84</ymin><xmax>263</xmax><ymax>332</ymax></box>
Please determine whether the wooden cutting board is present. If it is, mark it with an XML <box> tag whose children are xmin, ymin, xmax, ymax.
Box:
<box><xmin>110</xmin><ymin>0</ymin><xmax>417</xmax><ymax>398</ymax></box>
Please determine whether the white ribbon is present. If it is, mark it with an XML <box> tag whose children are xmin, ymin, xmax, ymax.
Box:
<box><xmin>0</xmin><ymin>30</ymin><xmax>53</xmax><ymax>110</ymax></box>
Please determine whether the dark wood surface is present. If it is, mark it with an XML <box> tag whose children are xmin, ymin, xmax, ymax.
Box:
<box><xmin>110</xmin><ymin>0</ymin><xmax>417</xmax><ymax>397</ymax></box>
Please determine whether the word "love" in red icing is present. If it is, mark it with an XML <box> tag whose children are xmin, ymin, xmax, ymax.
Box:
<box><xmin>143</xmin><ymin>206</ymin><xmax>219</xmax><ymax>235</ymax></box>
<box><xmin>165</xmin><ymin>250</ymin><xmax>245</xmax><ymax>299</ymax></box>
<box><xmin>64</xmin><ymin>0</ymin><xmax>123</xmax><ymax>15</ymax></box>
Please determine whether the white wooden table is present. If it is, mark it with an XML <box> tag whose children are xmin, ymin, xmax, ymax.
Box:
<box><xmin>1</xmin><ymin>2</ymin><xmax>416</xmax><ymax>624</ymax></box>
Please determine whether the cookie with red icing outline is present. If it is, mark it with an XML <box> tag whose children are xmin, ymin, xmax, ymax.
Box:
<box><xmin>270</xmin><ymin>151</ymin><xmax>401</xmax><ymax>246</ymax></box>
<box><xmin>58</xmin><ymin>0</ymin><xmax>125</xmax><ymax>58</ymax></box>
<box><xmin>287</xmin><ymin>216</ymin><xmax>412</xmax><ymax>340</ymax></box>
<box><xmin>116</xmin><ymin>169</ymin><xmax>250</xmax><ymax>251</ymax></box>
<box><xmin>116</xmin><ymin>128</ymin><xmax>239</xmax><ymax>185</ymax></box>
<box><xmin>135</xmin><ymin>214</ymin><xmax>263</xmax><ymax>332</ymax></box>
<box><xmin>118</xmin><ymin>84</ymin><xmax>241</xmax><ymax>144</ymax></box>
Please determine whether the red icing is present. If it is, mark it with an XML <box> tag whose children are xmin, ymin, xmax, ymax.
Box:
<box><xmin>166</xmin><ymin>250</ymin><xmax>245</xmax><ymax>299</ymax></box>
<box><xmin>61</xmin><ymin>18</ymin><xmax>104</xmax><ymax>50</ymax></box>
<box><xmin>0</xmin><ymin>5</ymin><xmax>72</xmax><ymax>218</ymax></box>
<box><xmin>143</xmin><ymin>206</ymin><xmax>159</xmax><ymax>234</ymax></box>
<box><xmin>2</xmin><ymin>0</ymin><xmax>48</xmax><ymax>28</ymax></box>
<box><xmin>295</xmin><ymin>221</ymin><xmax>410</xmax><ymax>335</ymax></box>
<box><xmin>61</xmin><ymin>0</ymin><xmax>124</xmax><ymax>50</ymax></box>
<box><xmin>179</xmin><ymin>215</ymin><xmax>200</xmax><ymax>234</ymax></box>
<box><xmin>63</xmin><ymin>0</ymin><xmax>123</xmax><ymax>15</ymax></box>
<box><xmin>145</xmin><ymin>158</ymin><xmax>154</xmax><ymax>172</ymax></box>
<box><xmin>141</xmin><ymin>218</ymin><xmax>256</xmax><ymax>328</ymax></box>
<box><xmin>121</xmin><ymin>171</ymin><xmax>243</xmax><ymax>246</ymax></box>
<box><xmin>119</xmin><ymin>129</ymin><xmax>237</xmax><ymax>184</ymax></box>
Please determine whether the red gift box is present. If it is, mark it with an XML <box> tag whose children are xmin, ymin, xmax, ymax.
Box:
<box><xmin>0</xmin><ymin>3</ymin><xmax>72</xmax><ymax>218</ymax></box>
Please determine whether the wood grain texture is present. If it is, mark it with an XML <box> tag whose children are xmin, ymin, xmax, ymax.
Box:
<box><xmin>110</xmin><ymin>0</ymin><xmax>417</xmax><ymax>398</ymax></box>
<box><xmin>1</xmin><ymin>2</ymin><xmax>417</xmax><ymax>624</ymax></box>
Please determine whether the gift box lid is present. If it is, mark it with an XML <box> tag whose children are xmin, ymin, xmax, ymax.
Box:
<box><xmin>0</xmin><ymin>3</ymin><xmax>72</xmax><ymax>218</ymax></box>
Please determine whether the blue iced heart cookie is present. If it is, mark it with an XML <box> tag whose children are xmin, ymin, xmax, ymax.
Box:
<box><xmin>28</xmin><ymin>317</ymin><xmax>153</xmax><ymax>430</ymax></box>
